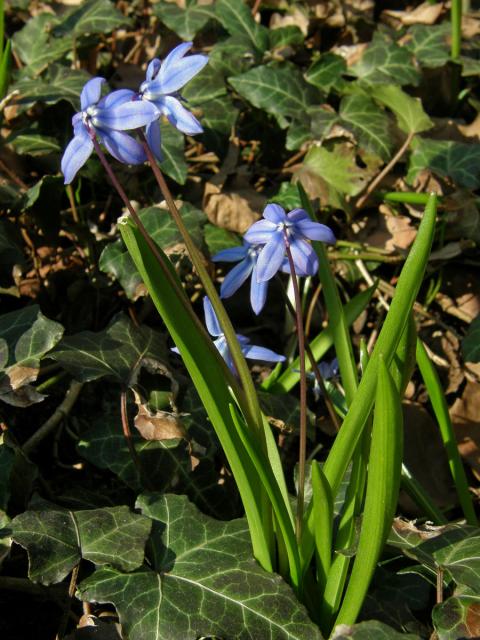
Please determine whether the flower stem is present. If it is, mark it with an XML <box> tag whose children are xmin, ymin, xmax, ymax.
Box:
<box><xmin>142</xmin><ymin>139</ymin><xmax>265</xmax><ymax>442</ymax></box>
<box><xmin>283</xmin><ymin>233</ymin><xmax>307</xmax><ymax>540</ymax></box>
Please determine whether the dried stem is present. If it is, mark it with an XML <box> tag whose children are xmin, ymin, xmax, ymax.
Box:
<box><xmin>120</xmin><ymin>389</ymin><xmax>147</xmax><ymax>487</ymax></box>
<box><xmin>55</xmin><ymin>564</ymin><xmax>80</xmax><ymax>640</ymax></box>
<box><xmin>356</xmin><ymin>132</ymin><xmax>415</xmax><ymax>210</ymax></box>
<box><xmin>23</xmin><ymin>380</ymin><xmax>83</xmax><ymax>455</ymax></box>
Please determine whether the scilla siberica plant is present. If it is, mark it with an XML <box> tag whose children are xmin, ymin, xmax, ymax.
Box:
<box><xmin>59</xmin><ymin>40</ymin><xmax>456</xmax><ymax>638</ymax></box>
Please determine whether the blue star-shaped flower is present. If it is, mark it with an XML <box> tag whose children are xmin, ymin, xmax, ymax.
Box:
<box><xmin>212</xmin><ymin>241</ymin><xmax>269</xmax><ymax>315</ymax></box>
<box><xmin>61</xmin><ymin>77</ymin><xmax>159</xmax><ymax>184</ymax></box>
<box><xmin>244</xmin><ymin>203</ymin><xmax>336</xmax><ymax>282</ymax></box>
<box><xmin>139</xmin><ymin>42</ymin><xmax>208</xmax><ymax>160</ymax></box>
<box><xmin>172</xmin><ymin>297</ymin><xmax>285</xmax><ymax>374</ymax></box>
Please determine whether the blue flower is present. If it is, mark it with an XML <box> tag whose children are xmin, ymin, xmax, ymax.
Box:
<box><xmin>244</xmin><ymin>203</ymin><xmax>336</xmax><ymax>282</ymax></box>
<box><xmin>172</xmin><ymin>297</ymin><xmax>285</xmax><ymax>374</ymax></box>
<box><xmin>299</xmin><ymin>358</ymin><xmax>339</xmax><ymax>401</ymax></box>
<box><xmin>61</xmin><ymin>78</ymin><xmax>159</xmax><ymax>184</ymax></box>
<box><xmin>139</xmin><ymin>42</ymin><xmax>208</xmax><ymax>160</ymax></box>
<box><xmin>212</xmin><ymin>241</ymin><xmax>269</xmax><ymax>315</ymax></box>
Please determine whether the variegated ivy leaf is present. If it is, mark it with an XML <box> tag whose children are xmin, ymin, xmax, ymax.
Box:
<box><xmin>12</xmin><ymin>505</ymin><xmax>151</xmax><ymax>585</ymax></box>
<box><xmin>50</xmin><ymin>314</ymin><xmax>168</xmax><ymax>385</ymax></box>
<box><xmin>305</xmin><ymin>52</ymin><xmax>347</xmax><ymax>93</ymax></box>
<box><xmin>432</xmin><ymin>590</ymin><xmax>480</xmax><ymax>640</ymax></box>
<box><xmin>78</xmin><ymin>493</ymin><xmax>322</xmax><ymax>640</ymax></box>
<box><xmin>53</xmin><ymin>0</ymin><xmax>129</xmax><ymax>36</ymax></box>
<box><xmin>153</xmin><ymin>0</ymin><xmax>216</xmax><ymax>40</ymax></box>
<box><xmin>340</xmin><ymin>94</ymin><xmax>393</xmax><ymax>161</ymax></box>
<box><xmin>0</xmin><ymin>306</ymin><xmax>64</xmax><ymax>405</ymax></box>
<box><xmin>406</xmin><ymin>24</ymin><xmax>450</xmax><ymax>69</ymax></box>
<box><xmin>407</xmin><ymin>138</ymin><xmax>480</xmax><ymax>189</ymax></box>
<box><xmin>216</xmin><ymin>0</ymin><xmax>269</xmax><ymax>52</ymax></box>
<box><xmin>99</xmin><ymin>203</ymin><xmax>206</xmax><ymax>300</ymax></box>
<box><xmin>350</xmin><ymin>32</ymin><xmax>420</xmax><ymax>86</ymax></box>
<box><xmin>229</xmin><ymin>63</ymin><xmax>322</xmax><ymax>128</ymax></box>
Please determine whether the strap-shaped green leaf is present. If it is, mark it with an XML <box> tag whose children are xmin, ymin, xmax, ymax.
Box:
<box><xmin>323</xmin><ymin>193</ymin><xmax>437</xmax><ymax>497</ymax></box>
<box><xmin>335</xmin><ymin>358</ymin><xmax>403</xmax><ymax>626</ymax></box>
<box><xmin>119</xmin><ymin>216</ymin><xmax>274</xmax><ymax>572</ymax></box>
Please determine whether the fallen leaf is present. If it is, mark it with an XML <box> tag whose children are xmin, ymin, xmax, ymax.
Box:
<box><xmin>382</xmin><ymin>2</ymin><xmax>444</xmax><ymax>26</ymax></box>
<box><xmin>442</xmin><ymin>267</ymin><xmax>480</xmax><ymax>322</ymax></box>
<box><xmin>270</xmin><ymin>8</ymin><xmax>309</xmax><ymax>35</ymax></box>
<box><xmin>133</xmin><ymin>390</ymin><xmax>186</xmax><ymax>441</ymax></box>
<box><xmin>355</xmin><ymin>212</ymin><xmax>417</xmax><ymax>252</ymax></box>
<box><xmin>450</xmin><ymin>381</ymin><xmax>480</xmax><ymax>477</ymax></box>
<box><xmin>65</xmin><ymin>615</ymin><xmax>122</xmax><ymax>640</ymax></box>
<box><xmin>203</xmin><ymin>182</ymin><xmax>264</xmax><ymax>233</ymax></box>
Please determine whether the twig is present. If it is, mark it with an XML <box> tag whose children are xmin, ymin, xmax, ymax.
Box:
<box><xmin>304</xmin><ymin>283</ymin><xmax>322</xmax><ymax>337</ymax></box>
<box><xmin>120</xmin><ymin>389</ymin><xmax>147</xmax><ymax>487</ymax></box>
<box><xmin>436</xmin><ymin>566</ymin><xmax>444</xmax><ymax>604</ymax></box>
<box><xmin>355</xmin><ymin>259</ymin><xmax>390</xmax><ymax>311</ymax></box>
<box><xmin>66</xmin><ymin>185</ymin><xmax>79</xmax><ymax>224</ymax></box>
<box><xmin>23</xmin><ymin>381</ymin><xmax>83</xmax><ymax>455</ymax></box>
<box><xmin>356</xmin><ymin>132</ymin><xmax>415</xmax><ymax>210</ymax></box>
<box><xmin>55</xmin><ymin>564</ymin><xmax>80</xmax><ymax>640</ymax></box>
<box><xmin>251</xmin><ymin>0</ymin><xmax>262</xmax><ymax>16</ymax></box>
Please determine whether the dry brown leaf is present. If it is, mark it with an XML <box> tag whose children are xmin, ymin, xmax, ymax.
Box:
<box><xmin>270</xmin><ymin>8</ymin><xmax>309</xmax><ymax>35</ymax></box>
<box><xmin>462</xmin><ymin>15</ymin><xmax>480</xmax><ymax>38</ymax></box>
<box><xmin>458</xmin><ymin>114</ymin><xmax>480</xmax><ymax>141</ymax></box>
<box><xmin>400</xmin><ymin>403</ymin><xmax>457</xmax><ymax>515</ymax></box>
<box><xmin>133</xmin><ymin>391</ymin><xmax>186</xmax><ymax>441</ymax></box>
<box><xmin>355</xmin><ymin>213</ymin><xmax>416</xmax><ymax>253</ymax></box>
<box><xmin>450</xmin><ymin>381</ymin><xmax>480</xmax><ymax>477</ymax></box>
<box><xmin>442</xmin><ymin>267</ymin><xmax>480</xmax><ymax>322</ymax></box>
<box><xmin>203</xmin><ymin>182</ymin><xmax>264</xmax><ymax>233</ymax></box>
<box><xmin>382</xmin><ymin>2</ymin><xmax>443</xmax><ymax>26</ymax></box>
<box><xmin>65</xmin><ymin>615</ymin><xmax>122</xmax><ymax>640</ymax></box>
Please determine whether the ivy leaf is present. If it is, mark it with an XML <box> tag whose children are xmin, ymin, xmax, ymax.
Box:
<box><xmin>434</xmin><ymin>533</ymin><xmax>480</xmax><ymax>591</ymax></box>
<box><xmin>407</xmin><ymin>138</ymin><xmax>480</xmax><ymax>189</ymax></box>
<box><xmin>12</xmin><ymin>505</ymin><xmax>151</xmax><ymax>585</ymax></box>
<box><xmin>209</xmin><ymin>35</ymin><xmax>257</xmax><ymax>77</ymax></box>
<box><xmin>99</xmin><ymin>203</ymin><xmax>206</xmax><ymax>300</ymax></box>
<box><xmin>310</xmin><ymin>106</ymin><xmax>338</xmax><ymax>139</ymax></box>
<box><xmin>340</xmin><ymin>94</ymin><xmax>393</xmax><ymax>161</ymax></box>
<box><xmin>182</xmin><ymin>65</ymin><xmax>227</xmax><ymax>105</ymax></box>
<box><xmin>198</xmin><ymin>95</ymin><xmax>239</xmax><ymax>153</ymax></box>
<box><xmin>332</xmin><ymin>620</ymin><xmax>421</xmax><ymax>639</ymax></box>
<box><xmin>77</xmin><ymin>405</ymin><xmax>190</xmax><ymax>493</ymax></box>
<box><xmin>0</xmin><ymin>305</ymin><xmax>64</xmax><ymax>403</ymax></box>
<box><xmin>462</xmin><ymin>315</ymin><xmax>480</xmax><ymax>362</ymax></box>
<box><xmin>369</xmin><ymin>85</ymin><xmax>433</xmax><ymax>134</ymax></box>
<box><xmin>299</xmin><ymin>143</ymin><xmax>369</xmax><ymax>208</ymax></box>
<box><xmin>433</xmin><ymin>591</ymin><xmax>480</xmax><ymax>639</ymax></box>
<box><xmin>407</xmin><ymin>24</ymin><xmax>450</xmax><ymax>69</ymax></box>
<box><xmin>351</xmin><ymin>33</ymin><xmax>420</xmax><ymax>86</ymax></box>
<box><xmin>50</xmin><ymin>314</ymin><xmax>168</xmax><ymax>385</ymax></box>
<box><xmin>286</xmin><ymin>119</ymin><xmax>311</xmax><ymax>151</ymax></box>
<box><xmin>153</xmin><ymin>0</ymin><xmax>216</xmax><ymax>40</ymax></box>
<box><xmin>0</xmin><ymin>436</ymin><xmax>16</xmax><ymax>511</ymax></box>
<box><xmin>229</xmin><ymin>63</ymin><xmax>322</xmax><ymax>125</ymax></box>
<box><xmin>305</xmin><ymin>52</ymin><xmax>347</xmax><ymax>93</ymax></box>
<box><xmin>159</xmin><ymin>122</ymin><xmax>188</xmax><ymax>185</ymax></box>
<box><xmin>216</xmin><ymin>0</ymin><xmax>269</xmax><ymax>52</ymax></box>
<box><xmin>12</xmin><ymin>65</ymin><xmax>90</xmax><ymax>112</ymax></box>
<box><xmin>7</xmin><ymin>130</ymin><xmax>60</xmax><ymax>156</ymax></box>
<box><xmin>204</xmin><ymin>223</ymin><xmax>241</xmax><ymax>256</ymax></box>
<box><xmin>54</xmin><ymin>0</ymin><xmax>130</xmax><ymax>36</ymax></box>
<box><xmin>11</xmin><ymin>13</ymin><xmax>71</xmax><ymax>76</ymax></box>
<box><xmin>269</xmin><ymin>26</ymin><xmax>304</xmax><ymax>50</ymax></box>
<box><xmin>78</xmin><ymin>493</ymin><xmax>322</xmax><ymax>640</ymax></box>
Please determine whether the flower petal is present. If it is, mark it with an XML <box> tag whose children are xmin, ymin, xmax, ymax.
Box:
<box><xmin>203</xmin><ymin>297</ymin><xmax>223</xmax><ymax>337</ymax></box>
<box><xmin>212</xmin><ymin>245</ymin><xmax>248</xmax><ymax>262</ymax></box>
<box><xmin>263</xmin><ymin>203</ymin><xmax>286</xmax><ymax>223</ymax></box>
<box><xmin>146</xmin><ymin>120</ymin><xmax>163</xmax><ymax>161</ymax></box>
<box><xmin>146</xmin><ymin>58</ymin><xmax>161</xmax><ymax>81</ymax></box>
<box><xmin>255</xmin><ymin>236</ymin><xmax>286</xmax><ymax>282</ymax></box>
<box><xmin>294</xmin><ymin>219</ymin><xmax>336</xmax><ymax>244</ymax></box>
<box><xmin>289</xmin><ymin>238</ymin><xmax>318</xmax><ymax>275</ymax></box>
<box><xmin>101</xmin><ymin>130</ymin><xmax>146</xmax><ymax>165</ymax></box>
<box><xmin>61</xmin><ymin>128</ymin><xmax>93</xmax><ymax>184</ymax></box>
<box><xmin>158</xmin><ymin>44</ymin><xmax>208</xmax><ymax>93</ymax></box>
<box><xmin>95</xmin><ymin>100</ymin><xmax>158</xmax><ymax>131</ymax></box>
<box><xmin>250</xmin><ymin>267</ymin><xmax>268</xmax><ymax>315</ymax></box>
<box><xmin>286</xmin><ymin>208</ymin><xmax>309</xmax><ymax>223</ymax></box>
<box><xmin>220</xmin><ymin>258</ymin><xmax>254</xmax><ymax>298</ymax></box>
<box><xmin>100</xmin><ymin>89</ymin><xmax>136</xmax><ymax>110</ymax></box>
<box><xmin>80</xmin><ymin>77</ymin><xmax>105</xmax><ymax>111</ymax></box>
<box><xmin>162</xmin><ymin>96</ymin><xmax>203</xmax><ymax>135</ymax></box>
<box><xmin>243</xmin><ymin>219</ymin><xmax>277</xmax><ymax>244</ymax></box>
<box><xmin>242</xmin><ymin>344</ymin><xmax>285</xmax><ymax>363</ymax></box>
